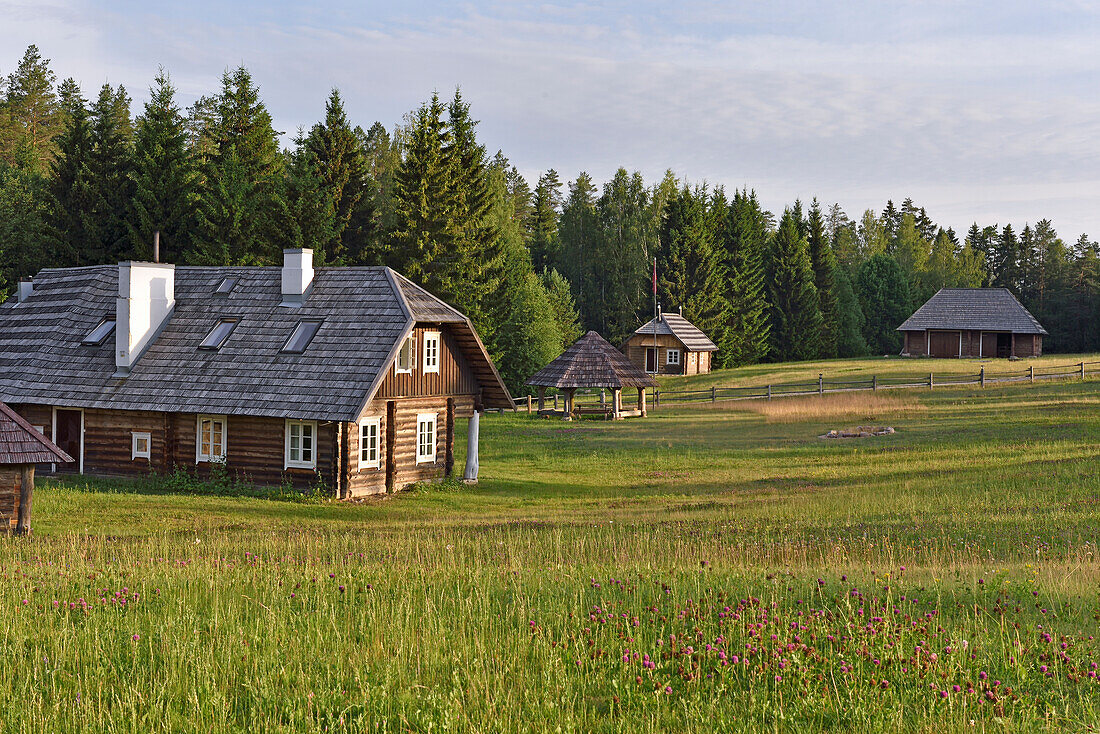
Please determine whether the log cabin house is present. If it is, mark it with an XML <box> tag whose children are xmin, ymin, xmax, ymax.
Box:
<box><xmin>897</xmin><ymin>288</ymin><xmax>1047</xmax><ymax>358</ymax></box>
<box><xmin>0</xmin><ymin>401</ymin><xmax>72</xmax><ymax>534</ymax></box>
<box><xmin>0</xmin><ymin>249</ymin><xmax>511</xmax><ymax>498</ymax></box>
<box><xmin>621</xmin><ymin>308</ymin><xmax>717</xmax><ymax>376</ymax></box>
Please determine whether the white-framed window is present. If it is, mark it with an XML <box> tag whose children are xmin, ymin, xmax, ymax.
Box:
<box><xmin>131</xmin><ymin>431</ymin><xmax>151</xmax><ymax>460</ymax></box>
<box><xmin>285</xmin><ymin>420</ymin><xmax>317</xmax><ymax>469</ymax></box>
<box><xmin>196</xmin><ymin>415</ymin><xmax>227</xmax><ymax>463</ymax></box>
<box><xmin>358</xmin><ymin>417</ymin><xmax>380</xmax><ymax>470</ymax></box>
<box><xmin>416</xmin><ymin>413</ymin><xmax>437</xmax><ymax>464</ymax></box>
<box><xmin>34</xmin><ymin>425</ymin><xmax>46</xmax><ymax>435</ymax></box>
<box><xmin>395</xmin><ymin>335</ymin><xmax>415</xmax><ymax>374</ymax></box>
<box><xmin>422</xmin><ymin>331</ymin><xmax>440</xmax><ymax>374</ymax></box>
<box><xmin>667</xmin><ymin>349</ymin><xmax>681</xmax><ymax>366</ymax></box>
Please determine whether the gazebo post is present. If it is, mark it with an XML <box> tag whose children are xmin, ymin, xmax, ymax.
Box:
<box><xmin>612</xmin><ymin>389</ymin><xmax>622</xmax><ymax>420</ymax></box>
<box><xmin>537</xmin><ymin>387</ymin><xmax>545</xmax><ymax>412</ymax></box>
<box><xmin>563</xmin><ymin>388</ymin><xmax>576</xmax><ymax>420</ymax></box>
<box><xmin>638</xmin><ymin>387</ymin><xmax>646</xmax><ymax>417</ymax></box>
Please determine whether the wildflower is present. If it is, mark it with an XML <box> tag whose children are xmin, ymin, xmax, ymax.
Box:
<box><xmin>131</xmin><ymin>634</ymin><xmax>140</xmax><ymax>642</ymax></box>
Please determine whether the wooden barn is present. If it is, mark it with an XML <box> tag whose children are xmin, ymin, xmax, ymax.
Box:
<box><xmin>0</xmin><ymin>401</ymin><xmax>72</xmax><ymax>534</ymax></box>
<box><xmin>527</xmin><ymin>331</ymin><xmax>658</xmax><ymax>419</ymax></box>
<box><xmin>897</xmin><ymin>288</ymin><xmax>1047</xmax><ymax>358</ymax></box>
<box><xmin>622</xmin><ymin>308</ymin><xmax>717</xmax><ymax>376</ymax></box>
<box><xmin>0</xmin><ymin>249</ymin><xmax>511</xmax><ymax>498</ymax></box>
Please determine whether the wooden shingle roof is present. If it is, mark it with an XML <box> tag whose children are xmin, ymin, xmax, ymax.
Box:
<box><xmin>0</xmin><ymin>264</ymin><xmax>512</xmax><ymax>420</ymax></box>
<box><xmin>897</xmin><ymin>288</ymin><xmax>1047</xmax><ymax>335</ymax></box>
<box><xmin>527</xmin><ymin>331</ymin><xmax>659</xmax><ymax>390</ymax></box>
<box><xmin>633</xmin><ymin>313</ymin><xmax>718</xmax><ymax>351</ymax></box>
<box><xmin>0</xmin><ymin>401</ymin><xmax>71</xmax><ymax>465</ymax></box>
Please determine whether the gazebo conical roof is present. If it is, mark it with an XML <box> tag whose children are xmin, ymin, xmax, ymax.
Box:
<box><xmin>527</xmin><ymin>331</ymin><xmax>659</xmax><ymax>390</ymax></box>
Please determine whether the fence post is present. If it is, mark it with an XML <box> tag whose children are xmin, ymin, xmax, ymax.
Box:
<box><xmin>929</xmin><ymin>372</ymin><xmax>934</xmax><ymax>390</ymax></box>
<box><xmin>1030</xmin><ymin>365</ymin><xmax>1034</xmax><ymax>383</ymax></box>
<box><xmin>526</xmin><ymin>395</ymin><xmax>532</xmax><ymax>414</ymax></box>
<box><xmin>554</xmin><ymin>394</ymin><xmax>559</xmax><ymax>410</ymax></box>
<box><xmin>818</xmin><ymin>373</ymin><xmax>823</xmax><ymax>395</ymax></box>
<box><xmin>1081</xmin><ymin>362</ymin><xmax>1086</xmax><ymax>381</ymax></box>
<box><xmin>767</xmin><ymin>384</ymin><xmax>772</xmax><ymax>401</ymax></box>
<box><xmin>711</xmin><ymin>386</ymin><xmax>716</xmax><ymax>403</ymax></box>
<box><xmin>655</xmin><ymin>389</ymin><xmax>660</xmax><ymax>408</ymax></box>
<box><xmin>980</xmin><ymin>366</ymin><xmax>985</xmax><ymax>388</ymax></box>
<box><xmin>872</xmin><ymin>375</ymin><xmax>877</xmax><ymax>391</ymax></box>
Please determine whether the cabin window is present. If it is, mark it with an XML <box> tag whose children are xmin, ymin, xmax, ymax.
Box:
<box><xmin>396</xmin><ymin>335</ymin><xmax>415</xmax><ymax>374</ymax></box>
<box><xmin>82</xmin><ymin>318</ymin><xmax>116</xmax><ymax>346</ymax></box>
<box><xmin>666</xmin><ymin>349</ymin><xmax>681</xmax><ymax>366</ymax></box>
<box><xmin>423</xmin><ymin>331</ymin><xmax>440</xmax><ymax>374</ymax></box>
<box><xmin>131</xmin><ymin>431</ymin><xmax>151</xmax><ymax>460</ymax></box>
<box><xmin>416</xmin><ymin>413</ymin><xmax>436</xmax><ymax>464</ymax></box>
<box><xmin>196</xmin><ymin>415</ymin><xmax>227</xmax><ymax>462</ymax></box>
<box><xmin>358</xmin><ymin>417</ymin><xmax>380</xmax><ymax>470</ymax></box>
<box><xmin>281</xmin><ymin>320</ymin><xmax>322</xmax><ymax>354</ymax></box>
<box><xmin>285</xmin><ymin>420</ymin><xmax>317</xmax><ymax>469</ymax></box>
<box><xmin>215</xmin><ymin>277</ymin><xmax>238</xmax><ymax>295</ymax></box>
<box><xmin>34</xmin><ymin>425</ymin><xmax>46</xmax><ymax>435</ymax></box>
<box><xmin>199</xmin><ymin>319</ymin><xmax>238</xmax><ymax>350</ymax></box>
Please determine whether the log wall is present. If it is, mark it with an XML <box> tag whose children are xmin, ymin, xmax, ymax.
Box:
<box><xmin>0</xmin><ymin>467</ymin><xmax>21</xmax><ymax>529</ymax></box>
<box><xmin>376</xmin><ymin>325</ymin><xmax>479</xmax><ymax>399</ymax></box>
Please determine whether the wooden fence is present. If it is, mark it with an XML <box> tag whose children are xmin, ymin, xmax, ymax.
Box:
<box><xmin>509</xmin><ymin>360</ymin><xmax>1100</xmax><ymax>413</ymax></box>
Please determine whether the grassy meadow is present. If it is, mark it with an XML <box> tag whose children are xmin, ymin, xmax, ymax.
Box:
<box><xmin>3</xmin><ymin>361</ymin><xmax>1100</xmax><ymax>732</ymax></box>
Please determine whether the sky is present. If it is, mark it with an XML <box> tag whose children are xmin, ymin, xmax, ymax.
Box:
<box><xmin>5</xmin><ymin>0</ymin><xmax>1100</xmax><ymax>239</ymax></box>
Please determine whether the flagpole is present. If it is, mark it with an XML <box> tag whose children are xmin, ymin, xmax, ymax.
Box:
<box><xmin>653</xmin><ymin>257</ymin><xmax>658</xmax><ymax>375</ymax></box>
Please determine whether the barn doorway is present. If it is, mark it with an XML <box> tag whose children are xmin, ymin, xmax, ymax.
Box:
<box><xmin>645</xmin><ymin>347</ymin><xmax>657</xmax><ymax>373</ymax></box>
<box><xmin>53</xmin><ymin>409</ymin><xmax>82</xmax><ymax>473</ymax></box>
<box><xmin>996</xmin><ymin>333</ymin><xmax>1012</xmax><ymax>358</ymax></box>
<box><xmin>928</xmin><ymin>331</ymin><xmax>961</xmax><ymax>358</ymax></box>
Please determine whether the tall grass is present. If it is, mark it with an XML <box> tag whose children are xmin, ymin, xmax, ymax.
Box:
<box><xmin>1</xmin><ymin>377</ymin><xmax>1098</xmax><ymax>731</ymax></box>
<box><xmin>695</xmin><ymin>391</ymin><xmax>921</xmax><ymax>423</ymax></box>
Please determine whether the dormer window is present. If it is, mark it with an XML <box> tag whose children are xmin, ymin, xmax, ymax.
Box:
<box><xmin>199</xmin><ymin>319</ymin><xmax>237</xmax><ymax>350</ymax></box>
<box><xmin>82</xmin><ymin>318</ymin><xmax>116</xmax><ymax>346</ymax></box>
<box><xmin>281</xmin><ymin>320</ymin><xmax>322</xmax><ymax>354</ymax></box>
<box><xmin>215</xmin><ymin>277</ymin><xmax>238</xmax><ymax>295</ymax></box>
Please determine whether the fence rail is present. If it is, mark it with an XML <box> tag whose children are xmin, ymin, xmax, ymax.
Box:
<box><xmin>508</xmin><ymin>361</ymin><xmax>1100</xmax><ymax>413</ymax></box>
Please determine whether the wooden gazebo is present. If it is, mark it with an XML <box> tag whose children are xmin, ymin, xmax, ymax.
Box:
<box><xmin>0</xmin><ymin>401</ymin><xmax>71</xmax><ymax>535</ymax></box>
<box><xmin>526</xmin><ymin>331</ymin><xmax>659</xmax><ymax>420</ymax></box>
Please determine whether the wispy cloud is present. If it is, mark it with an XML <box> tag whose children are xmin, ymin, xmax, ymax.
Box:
<box><xmin>3</xmin><ymin>0</ymin><xmax>1099</xmax><ymax>236</ymax></box>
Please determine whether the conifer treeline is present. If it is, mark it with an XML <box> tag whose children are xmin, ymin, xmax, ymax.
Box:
<box><xmin>1</xmin><ymin>46</ymin><xmax>1098</xmax><ymax>392</ymax></box>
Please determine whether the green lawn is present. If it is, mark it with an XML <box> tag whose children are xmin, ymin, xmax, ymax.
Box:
<box><xmin>3</xmin><ymin>369</ymin><xmax>1100</xmax><ymax>732</ymax></box>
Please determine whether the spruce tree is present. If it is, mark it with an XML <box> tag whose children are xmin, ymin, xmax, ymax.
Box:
<box><xmin>46</xmin><ymin>84</ymin><xmax>92</xmax><ymax>267</ymax></box>
<box><xmin>282</xmin><ymin>130</ymin><xmax>338</xmax><ymax>255</ymax></box>
<box><xmin>990</xmin><ymin>224</ymin><xmax>1021</xmax><ymax>292</ymax></box>
<box><xmin>856</xmin><ymin>253</ymin><xmax>910</xmax><ymax>354</ymax></box>
<box><xmin>768</xmin><ymin>207</ymin><xmax>823</xmax><ymax>361</ymax></box>
<box><xmin>304</xmin><ymin>89</ymin><xmax>368</xmax><ymax>264</ymax></box>
<box><xmin>716</xmin><ymin>188</ymin><xmax>771</xmax><ymax>366</ymax></box>
<box><xmin>189</xmin><ymin>67</ymin><xmax>285</xmax><ymax>265</ymax></box>
<box><xmin>807</xmin><ymin>199</ymin><xmax>839</xmax><ymax>358</ymax></box>
<box><xmin>832</xmin><ymin>263</ymin><xmax>868</xmax><ymax>356</ymax></box>
<box><xmin>557</xmin><ymin>172</ymin><xmax>599</xmax><ymax>331</ymax></box>
<box><xmin>495</xmin><ymin>272</ymin><xmax>562</xmax><ymax>394</ymax></box>
<box><xmin>128</xmin><ymin>70</ymin><xmax>196</xmax><ymax>261</ymax></box>
<box><xmin>530</xmin><ymin>169</ymin><xmax>562</xmax><ymax>271</ymax></box>
<box><xmin>541</xmin><ymin>268</ymin><xmax>582</xmax><ymax>349</ymax></box>
<box><xmin>596</xmin><ymin>168</ymin><xmax>652</xmax><ymax>343</ymax></box>
<box><xmin>83</xmin><ymin>84</ymin><xmax>135</xmax><ymax>263</ymax></box>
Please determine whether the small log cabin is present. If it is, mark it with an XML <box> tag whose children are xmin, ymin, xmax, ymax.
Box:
<box><xmin>0</xmin><ymin>249</ymin><xmax>511</xmax><ymax>498</ymax></box>
<box><xmin>622</xmin><ymin>308</ymin><xmax>717</xmax><ymax>376</ymax></box>
<box><xmin>897</xmin><ymin>288</ymin><xmax>1047</xmax><ymax>358</ymax></box>
<box><xmin>0</xmin><ymin>400</ymin><xmax>72</xmax><ymax>534</ymax></box>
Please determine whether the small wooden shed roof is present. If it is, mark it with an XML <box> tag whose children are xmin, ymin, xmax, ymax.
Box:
<box><xmin>633</xmin><ymin>312</ymin><xmax>718</xmax><ymax>351</ymax></box>
<box><xmin>897</xmin><ymin>288</ymin><xmax>1047</xmax><ymax>335</ymax></box>
<box><xmin>527</xmin><ymin>331</ymin><xmax>659</xmax><ymax>390</ymax></box>
<box><xmin>0</xmin><ymin>402</ymin><xmax>71</xmax><ymax>464</ymax></box>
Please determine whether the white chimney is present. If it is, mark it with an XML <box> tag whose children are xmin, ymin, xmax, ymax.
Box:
<box><xmin>281</xmin><ymin>248</ymin><xmax>314</xmax><ymax>305</ymax></box>
<box><xmin>17</xmin><ymin>279</ymin><xmax>33</xmax><ymax>303</ymax></box>
<box><xmin>116</xmin><ymin>262</ymin><xmax>175</xmax><ymax>373</ymax></box>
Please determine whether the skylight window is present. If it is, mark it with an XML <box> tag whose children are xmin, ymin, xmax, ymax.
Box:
<box><xmin>215</xmin><ymin>277</ymin><xmax>238</xmax><ymax>295</ymax></box>
<box><xmin>199</xmin><ymin>319</ymin><xmax>237</xmax><ymax>350</ymax></box>
<box><xmin>281</xmin><ymin>320</ymin><xmax>322</xmax><ymax>354</ymax></box>
<box><xmin>82</xmin><ymin>319</ymin><xmax>115</xmax><ymax>346</ymax></box>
